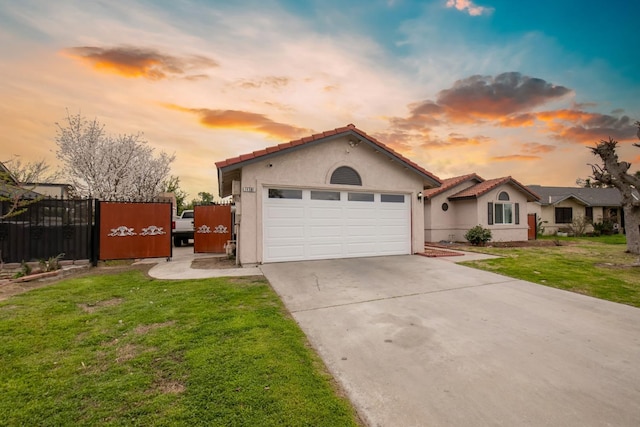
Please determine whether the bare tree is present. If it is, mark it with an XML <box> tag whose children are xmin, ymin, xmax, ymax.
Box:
<box><xmin>589</xmin><ymin>120</ymin><xmax>640</xmax><ymax>254</ymax></box>
<box><xmin>55</xmin><ymin>112</ymin><xmax>175</xmax><ymax>200</ymax></box>
<box><xmin>0</xmin><ymin>162</ymin><xmax>40</xmax><ymax>219</ymax></box>
<box><xmin>3</xmin><ymin>157</ymin><xmax>62</xmax><ymax>184</ymax></box>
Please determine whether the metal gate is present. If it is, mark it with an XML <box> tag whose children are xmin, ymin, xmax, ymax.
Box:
<box><xmin>193</xmin><ymin>205</ymin><xmax>232</xmax><ymax>253</ymax></box>
<box><xmin>97</xmin><ymin>201</ymin><xmax>172</xmax><ymax>261</ymax></box>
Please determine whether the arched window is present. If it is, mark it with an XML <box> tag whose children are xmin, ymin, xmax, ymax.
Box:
<box><xmin>330</xmin><ymin>166</ymin><xmax>362</xmax><ymax>186</ymax></box>
<box><xmin>498</xmin><ymin>191</ymin><xmax>510</xmax><ymax>201</ymax></box>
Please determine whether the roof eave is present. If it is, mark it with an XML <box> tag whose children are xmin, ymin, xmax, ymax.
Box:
<box><xmin>216</xmin><ymin>129</ymin><xmax>441</xmax><ymax>192</ymax></box>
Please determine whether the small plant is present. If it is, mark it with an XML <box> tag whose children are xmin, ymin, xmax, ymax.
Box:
<box><xmin>14</xmin><ymin>260</ymin><xmax>32</xmax><ymax>278</ymax></box>
<box><xmin>38</xmin><ymin>253</ymin><xmax>65</xmax><ymax>273</ymax></box>
<box><xmin>464</xmin><ymin>225</ymin><xmax>492</xmax><ymax>246</ymax></box>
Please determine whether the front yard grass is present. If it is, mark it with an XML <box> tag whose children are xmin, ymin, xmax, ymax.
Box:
<box><xmin>0</xmin><ymin>268</ymin><xmax>361</xmax><ymax>426</ymax></box>
<box><xmin>460</xmin><ymin>235</ymin><xmax>640</xmax><ymax>308</ymax></box>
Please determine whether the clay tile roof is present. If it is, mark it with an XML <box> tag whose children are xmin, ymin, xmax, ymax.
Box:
<box><xmin>448</xmin><ymin>176</ymin><xmax>540</xmax><ymax>201</ymax></box>
<box><xmin>215</xmin><ymin>124</ymin><xmax>441</xmax><ymax>185</ymax></box>
<box><xmin>423</xmin><ymin>173</ymin><xmax>484</xmax><ymax>199</ymax></box>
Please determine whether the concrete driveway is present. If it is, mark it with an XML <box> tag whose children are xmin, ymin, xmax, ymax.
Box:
<box><xmin>261</xmin><ymin>255</ymin><xmax>640</xmax><ymax>426</ymax></box>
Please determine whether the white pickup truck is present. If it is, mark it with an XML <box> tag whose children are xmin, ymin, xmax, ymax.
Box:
<box><xmin>172</xmin><ymin>210</ymin><xmax>194</xmax><ymax>246</ymax></box>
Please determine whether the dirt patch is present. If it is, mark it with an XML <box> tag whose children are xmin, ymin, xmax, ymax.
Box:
<box><xmin>115</xmin><ymin>343</ymin><xmax>142</xmax><ymax>363</ymax></box>
<box><xmin>77</xmin><ymin>297</ymin><xmax>125</xmax><ymax>313</ymax></box>
<box><xmin>190</xmin><ymin>257</ymin><xmax>237</xmax><ymax>270</ymax></box>
<box><xmin>134</xmin><ymin>321</ymin><xmax>176</xmax><ymax>335</ymax></box>
<box><xmin>595</xmin><ymin>263</ymin><xmax>640</xmax><ymax>270</ymax></box>
<box><xmin>153</xmin><ymin>379</ymin><xmax>186</xmax><ymax>394</ymax></box>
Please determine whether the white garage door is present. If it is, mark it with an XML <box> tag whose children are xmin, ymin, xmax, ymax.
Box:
<box><xmin>263</xmin><ymin>188</ymin><xmax>411</xmax><ymax>263</ymax></box>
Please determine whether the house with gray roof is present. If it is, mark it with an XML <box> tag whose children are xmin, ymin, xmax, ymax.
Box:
<box><xmin>527</xmin><ymin>185</ymin><xmax>623</xmax><ymax>235</ymax></box>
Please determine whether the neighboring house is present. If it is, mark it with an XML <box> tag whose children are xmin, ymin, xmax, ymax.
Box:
<box><xmin>23</xmin><ymin>182</ymin><xmax>73</xmax><ymax>199</ymax></box>
<box><xmin>527</xmin><ymin>185</ymin><xmax>623</xmax><ymax>235</ymax></box>
<box><xmin>424</xmin><ymin>174</ymin><xmax>540</xmax><ymax>243</ymax></box>
<box><xmin>216</xmin><ymin>124</ymin><xmax>441</xmax><ymax>265</ymax></box>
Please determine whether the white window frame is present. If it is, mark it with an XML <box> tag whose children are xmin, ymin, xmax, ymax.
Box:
<box><xmin>494</xmin><ymin>202</ymin><xmax>514</xmax><ymax>225</ymax></box>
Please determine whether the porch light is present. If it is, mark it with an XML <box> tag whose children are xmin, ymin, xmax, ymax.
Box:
<box><xmin>417</xmin><ymin>191</ymin><xmax>423</xmax><ymax>201</ymax></box>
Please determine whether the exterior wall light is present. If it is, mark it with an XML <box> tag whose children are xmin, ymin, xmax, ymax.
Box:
<box><xmin>417</xmin><ymin>191</ymin><xmax>423</xmax><ymax>201</ymax></box>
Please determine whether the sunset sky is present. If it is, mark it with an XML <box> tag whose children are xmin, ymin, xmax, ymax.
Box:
<box><xmin>1</xmin><ymin>0</ymin><xmax>638</xmax><ymax>199</ymax></box>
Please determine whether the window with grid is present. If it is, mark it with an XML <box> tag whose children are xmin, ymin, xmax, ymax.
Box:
<box><xmin>555</xmin><ymin>207</ymin><xmax>573</xmax><ymax>224</ymax></box>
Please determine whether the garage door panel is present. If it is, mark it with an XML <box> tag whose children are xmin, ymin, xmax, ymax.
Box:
<box><xmin>309</xmin><ymin>243</ymin><xmax>344</xmax><ymax>257</ymax></box>
<box><xmin>310</xmin><ymin>207</ymin><xmax>342</xmax><ymax>218</ymax></box>
<box><xmin>346</xmin><ymin>242</ymin><xmax>378</xmax><ymax>255</ymax></box>
<box><xmin>266</xmin><ymin>245</ymin><xmax>305</xmax><ymax>261</ymax></box>
<box><xmin>264</xmin><ymin>189</ymin><xmax>411</xmax><ymax>262</ymax></box>
<box><xmin>346</xmin><ymin>208</ymin><xmax>377</xmax><ymax>219</ymax></box>
<box><xmin>347</xmin><ymin>226</ymin><xmax>377</xmax><ymax>237</ymax></box>
<box><xmin>265</xmin><ymin>226</ymin><xmax>304</xmax><ymax>238</ymax></box>
<box><xmin>266</xmin><ymin>206</ymin><xmax>304</xmax><ymax>218</ymax></box>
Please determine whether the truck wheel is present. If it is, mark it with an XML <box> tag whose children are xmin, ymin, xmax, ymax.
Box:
<box><xmin>174</xmin><ymin>236</ymin><xmax>182</xmax><ymax>247</ymax></box>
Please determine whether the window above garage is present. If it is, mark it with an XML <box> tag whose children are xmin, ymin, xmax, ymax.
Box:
<box><xmin>331</xmin><ymin>166</ymin><xmax>362</xmax><ymax>185</ymax></box>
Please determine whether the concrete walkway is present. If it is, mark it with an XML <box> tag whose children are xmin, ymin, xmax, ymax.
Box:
<box><xmin>142</xmin><ymin>247</ymin><xmax>263</xmax><ymax>279</ymax></box>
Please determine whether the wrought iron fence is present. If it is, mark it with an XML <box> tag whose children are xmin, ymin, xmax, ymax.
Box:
<box><xmin>0</xmin><ymin>198</ymin><xmax>94</xmax><ymax>264</ymax></box>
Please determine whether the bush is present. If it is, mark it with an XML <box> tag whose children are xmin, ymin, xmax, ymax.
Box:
<box><xmin>593</xmin><ymin>219</ymin><xmax>615</xmax><ymax>236</ymax></box>
<box><xmin>464</xmin><ymin>225</ymin><xmax>492</xmax><ymax>246</ymax></box>
<box><xmin>568</xmin><ymin>216</ymin><xmax>590</xmax><ymax>237</ymax></box>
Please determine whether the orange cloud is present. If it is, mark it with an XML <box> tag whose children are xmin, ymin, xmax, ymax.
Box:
<box><xmin>521</xmin><ymin>142</ymin><xmax>556</xmax><ymax>154</ymax></box>
<box><xmin>447</xmin><ymin>133</ymin><xmax>493</xmax><ymax>146</ymax></box>
<box><xmin>63</xmin><ymin>46</ymin><xmax>217</xmax><ymax>80</ymax></box>
<box><xmin>165</xmin><ymin>104</ymin><xmax>311</xmax><ymax>139</ymax></box>
<box><xmin>491</xmin><ymin>155</ymin><xmax>541</xmax><ymax>162</ymax></box>
<box><xmin>498</xmin><ymin>113</ymin><xmax>536</xmax><ymax>128</ymax></box>
<box><xmin>534</xmin><ymin>110</ymin><xmax>636</xmax><ymax>144</ymax></box>
<box><xmin>436</xmin><ymin>72</ymin><xmax>572</xmax><ymax>122</ymax></box>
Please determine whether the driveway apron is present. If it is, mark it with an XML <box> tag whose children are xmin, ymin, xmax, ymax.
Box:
<box><xmin>260</xmin><ymin>255</ymin><xmax>640</xmax><ymax>427</ymax></box>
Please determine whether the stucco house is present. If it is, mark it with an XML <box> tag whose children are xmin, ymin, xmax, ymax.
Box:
<box><xmin>215</xmin><ymin>124</ymin><xmax>441</xmax><ymax>265</ymax></box>
<box><xmin>423</xmin><ymin>173</ymin><xmax>540</xmax><ymax>243</ymax></box>
<box><xmin>527</xmin><ymin>185</ymin><xmax>623</xmax><ymax>235</ymax></box>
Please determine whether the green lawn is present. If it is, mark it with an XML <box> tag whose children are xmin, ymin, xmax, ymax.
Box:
<box><xmin>0</xmin><ymin>268</ymin><xmax>361</xmax><ymax>426</ymax></box>
<box><xmin>460</xmin><ymin>235</ymin><xmax>640</xmax><ymax>307</ymax></box>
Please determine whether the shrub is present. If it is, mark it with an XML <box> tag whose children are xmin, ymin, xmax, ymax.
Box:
<box><xmin>593</xmin><ymin>219</ymin><xmax>615</xmax><ymax>236</ymax></box>
<box><xmin>568</xmin><ymin>216</ymin><xmax>590</xmax><ymax>237</ymax></box>
<box><xmin>464</xmin><ymin>225</ymin><xmax>492</xmax><ymax>246</ymax></box>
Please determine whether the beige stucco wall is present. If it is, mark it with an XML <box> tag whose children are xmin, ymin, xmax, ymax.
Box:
<box><xmin>234</xmin><ymin>136</ymin><xmax>429</xmax><ymax>265</ymax></box>
<box><xmin>425</xmin><ymin>183</ymin><xmax>531</xmax><ymax>242</ymax></box>
<box><xmin>424</xmin><ymin>182</ymin><xmax>477</xmax><ymax>242</ymax></box>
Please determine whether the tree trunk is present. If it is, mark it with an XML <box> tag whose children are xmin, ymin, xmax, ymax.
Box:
<box><xmin>623</xmin><ymin>204</ymin><xmax>640</xmax><ymax>254</ymax></box>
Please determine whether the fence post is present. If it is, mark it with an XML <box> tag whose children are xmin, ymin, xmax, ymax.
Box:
<box><xmin>91</xmin><ymin>199</ymin><xmax>100</xmax><ymax>266</ymax></box>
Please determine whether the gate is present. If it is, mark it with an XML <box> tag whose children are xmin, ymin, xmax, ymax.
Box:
<box><xmin>193</xmin><ymin>205</ymin><xmax>232</xmax><ymax>253</ymax></box>
<box><xmin>0</xmin><ymin>198</ymin><xmax>93</xmax><ymax>264</ymax></box>
<box><xmin>527</xmin><ymin>213</ymin><xmax>537</xmax><ymax>240</ymax></box>
<box><xmin>97</xmin><ymin>201</ymin><xmax>172</xmax><ymax>261</ymax></box>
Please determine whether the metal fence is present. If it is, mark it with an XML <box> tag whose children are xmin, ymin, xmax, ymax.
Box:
<box><xmin>0</xmin><ymin>198</ymin><xmax>94</xmax><ymax>264</ymax></box>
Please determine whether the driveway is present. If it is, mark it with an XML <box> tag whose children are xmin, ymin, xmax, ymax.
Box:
<box><xmin>261</xmin><ymin>255</ymin><xmax>640</xmax><ymax>426</ymax></box>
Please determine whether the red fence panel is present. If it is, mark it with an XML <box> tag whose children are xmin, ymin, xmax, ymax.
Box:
<box><xmin>194</xmin><ymin>205</ymin><xmax>232</xmax><ymax>253</ymax></box>
<box><xmin>98</xmin><ymin>201</ymin><xmax>172</xmax><ymax>260</ymax></box>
